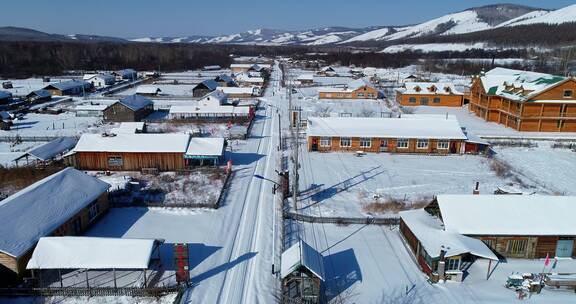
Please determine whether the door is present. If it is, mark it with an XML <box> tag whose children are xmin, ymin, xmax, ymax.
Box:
<box><xmin>556</xmin><ymin>239</ymin><xmax>574</xmax><ymax>258</ymax></box>
<box><xmin>311</xmin><ymin>138</ymin><xmax>318</xmax><ymax>151</ymax></box>
<box><xmin>380</xmin><ymin>140</ymin><xmax>388</xmax><ymax>152</ymax></box>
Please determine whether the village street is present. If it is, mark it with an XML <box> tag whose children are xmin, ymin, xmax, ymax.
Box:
<box><xmin>179</xmin><ymin>63</ymin><xmax>283</xmax><ymax>303</ymax></box>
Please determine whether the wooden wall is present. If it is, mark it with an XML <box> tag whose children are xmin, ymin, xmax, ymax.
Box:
<box><xmin>307</xmin><ymin>136</ymin><xmax>463</xmax><ymax>154</ymax></box>
<box><xmin>397</xmin><ymin>92</ymin><xmax>463</xmax><ymax>107</ymax></box>
<box><xmin>319</xmin><ymin>86</ymin><xmax>379</xmax><ymax>99</ymax></box>
<box><xmin>72</xmin><ymin>152</ymin><xmax>185</xmax><ymax>171</ymax></box>
<box><xmin>0</xmin><ymin>193</ymin><xmax>108</xmax><ymax>284</ymax></box>
<box><xmin>476</xmin><ymin>235</ymin><xmax>576</xmax><ymax>259</ymax></box>
<box><xmin>469</xmin><ymin>77</ymin><xmax>576</xmax><ymax>132</ymax></box>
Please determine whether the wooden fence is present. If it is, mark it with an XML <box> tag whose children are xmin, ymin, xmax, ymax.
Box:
<box><xmin>0</xmin><ymin>286</ymin><xmax>183</xmax><ymax>297</ymax></box>
<box><xmin>283</xmin><ymin>212</ymin><xmax>399</xmax><ymax>225</ymax></box>
<box><xmin>0</xmin><ymin>135</ymin><xmax>78</xmax><ymax>143</ymax></box>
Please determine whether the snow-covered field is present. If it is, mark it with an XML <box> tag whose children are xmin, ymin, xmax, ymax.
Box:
<box><xmin>117</xmin><ymin>84</ymin><xmax>197</xmax><ymax>97</ymax></box>
<box><xmin>493</xmin><ymin>143</ymin><xmax>576</xmax><ymax>195</ymax></box>
<box><xmin>295</xmin><ymin>222</ymin><xmax>576</xmax><ymax>304</ymax></box>
<box><xmin>297</xmin><ymin>150</ymin><xmax>545</xmax><ymax>218</ymax></box>
<box><xmin>0</xmin><ymin>113</ymin><xmax>102</xmax><ymax>137</ymax></box>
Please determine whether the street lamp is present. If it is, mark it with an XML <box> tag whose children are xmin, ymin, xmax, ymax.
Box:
<box><xmin>254</xmin><ymin>173</ymin><xmax>282</xmax><ymax>275</ymax></box>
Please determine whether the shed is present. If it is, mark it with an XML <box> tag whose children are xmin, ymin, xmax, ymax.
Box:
<box><xmin>0</xmin><ymin>168</ymin><xmax>110</xmax><ymax>282</ymax></box>
<box><xmin>202</xmin><ymin>65</ymin><xmax>221</xmax><ymax>71</ymax></box>
<box><xmin>26</xmin><ymin>89</ymin><xmax>52</xmax><ymax>103</ymax></box>
<box><xmin>215</xmin><ymin>74</ymin><xmax>237</xmax><ymax>87</ymax></box>
<box><xmin>83</xmin><ymin>74</ymin><xmax>115</xmax><ymax>88</ymax></box>
<box><xmin>27</xmin><ymin>237</ymin><xmax>161</xmax><ymax>289</ymax></box>
<box><xmin>114</xmin><ymin>69</ymin><xmax>137</xmax><ymax>81</ymax></box>
<box><xmin>14</xmin><ymin>137</ymin><xmax>78</xmax><ymax>166</ymax></box>
<box><xmin>184</xmin><ymin>137</ymin><xmax>225</xmax><ymax>166</ymax></box>
<box><xmin>192</xmin><ymin>80</ymin><xmax>218</xmax><ymax>97</ymax></box>
<box><xmin>103</xmin><ymin>95</ymin><xmax>154</xmax><ymax>122</ymax></box>
<box><xmin>74</xmin><ymin>104</ymin><xmax>107</xmax><ymax>117</ymax></box>
<box><xmin>281</xmin><ymin>240</ymin><xmax>325</xmax><ymax>302</ymax></box>
<box><xmin>0</xmin><ymin>91</ymin><xmax>13</xmax><ymax>104</ymax></box>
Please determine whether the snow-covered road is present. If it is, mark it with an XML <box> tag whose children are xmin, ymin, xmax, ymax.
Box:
<box><xmin>182</xmin><ymin>63</ymin><xmax>283</xmax><ymax>303</ymax></box>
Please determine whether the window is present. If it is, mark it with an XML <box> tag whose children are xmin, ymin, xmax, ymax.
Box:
<box><xmin>507</xmin><ymin>239</ymin><xmax>528</xmax><ymax>255</ymax></box>
<box><xmin>108</xmin><ymin>156</ymin><xmax>123</xmax><ymax>167</ymax></box>
<box><xmin>482</xmin><ymin>239</ymin><xmax>496</xmax><ymax>250</ymax></box>
<box><xmin>433</xmin><ymin>97</ymin><xmax>441</xmax><ymax>104</ymax></box>
<box><xmin>420</xmin><ymin>97</ymin><xmax>429</xmax><ymax>105</ymax></box>
<box><xmin>357</xmin><ymin>93</ymin><xmax>365</xmax><ymax>97</ymax></box>
<box><xmin>340</xmin><ymin>137</ymin><xmax>351</xmax><ymax>147</ymax></box>
<box><xmin>437</xmin><ymin>140</ymin><xmax>449</xmax><ymax>149</ymax></box>
<box><xmin>409</xmin><ymin>97</ymin><xmax>416</xmax><ymax>103</ymax></box>
<box><xmin>88</xmin><ymin>201</ymin><xmax>100</xmax><ymax>221</ymax></box>
<box><xmin>70</xmin><ymin>217</ymin><xmax>82</xmax><ymax>236</ymax></box>
<box><xmin>416</xmin><ymin>139</ymin><xmax>428</xmax><ymax>149</ymax></box>
<box><xmin>446</xmin><ymin>258</ymin><xmax>461</xmax><ymax>271</ymax></box>
<box><xmin>359</xmin><ymin>138</ymin><xmax>371</xmax><ymax>148</ymax></box>
<box><xmin>397</xmin><ymin>139</ymin><xmax>409</xmax><ymax>148</ymax></box>
<box><xmin>320</xmin><ymin>137</ymin><xmax>331</xmax><ymax>147</ymax></box>
<box><xmin>564</xmin><ymin>90</ymin><xmax>573</xmax><ymax>98</ymax></box>
<box><xmin>367</xmin><ymin>93</ymin><xmax>374</xmax><ymax>98</ymax></box>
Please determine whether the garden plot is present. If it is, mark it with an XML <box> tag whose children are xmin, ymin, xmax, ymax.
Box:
<box><xmin>493</xmin><ymin>142</ymin><xmax>576</xmax><ymax>195</ymax></box>
<box><xmin>295</xmin><ymin>222</ymin><xmax>576</xmax><ymax>304</ymax></box>
<box><xmin>297</xmin><ymin>150</ymin><xmax>547</xmax><ymax>218</ymax></box>
<box><xmin>146</xmin><ymin>121</ymin><xmax>239</xmax><ymax>138</ymax></box>
<box><xmin>95</xmin><ymin>170</ymin><xmax>226</xmax><ymax>207</ymax></box>
<box><xmin>117</xmin><ymin>84</ymin><xmax>197</xmax><ymax>97</ymax></box>
<box><xmin>0</xmin><ymin>113</ymin><xmax>101</xmax><ymax>137</ymax></box>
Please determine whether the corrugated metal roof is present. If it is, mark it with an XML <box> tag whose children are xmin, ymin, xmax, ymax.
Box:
<box><xmin>0</xmin><ymin>91</ymin><xmax>13</xmax><ymax>99</ymax></box>
<box><xmin>44</xmin><ymin>80</ymin><xmax>90</xmax><ymax>92</ymax></box>
<box><xmin>281</xmin><ymin>240</ymin><xmax>325</xmax><ymax>281</ymax></box>
<box><xmin>118</xmin><ymin>94</ymin><xmax>153</xmax><ymax>111</ymax></box>
<box><xmin>26</xmin><ymin>89</ymin><xmax>51</xmax><ymax>99</ymax></box>
<box><xmin>194</xmin><ymin>79</ymin><xmax>218</xmax><ymax>91</ymax></box>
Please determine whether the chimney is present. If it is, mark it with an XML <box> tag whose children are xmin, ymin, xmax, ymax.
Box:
<box><xmin>473</xmin><ymin>182</ymin><xmax>480</xmax><ymax>195</ymax></box>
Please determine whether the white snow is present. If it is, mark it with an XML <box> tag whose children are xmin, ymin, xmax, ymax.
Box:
<box><xmin>381</xmin><ymin>42</ymin><xmax>494</xmax><ymax>53</ymax></box>
<box><xmin>27</xmin><ymin>237</ymin><xmax>155</xmax><ymax>269</ymax></box>
<box><xmin>307</xmin><ymin>116</ymin><xmax>467</xmax><ymax>139</ymax></box>
<box><xmin>73</xmin><ymin>133</ymin><xmax>191</xmax><ymax>153</ymax></box>
<box><xmin>503</xmin><ymin>4</ymin><xmax>576</xmax><ymax>26</ymax></box>
<box><xmin>399</xmin><ymin>209</ymin><xmax>498</xmax><ymax>260</ymax></box>
<box><xmin>20</xmin><ymin>136</ymin><xmax>77</xmax><ymax>161</ymax></box>
<box><xmin>496</xmin><ymin>10</ymin><xmax>550</xmax><ymax>27</ymax></box>
<box><xmin>185</xmin><ymin>137</ymin><xmax>225</xmax><ymax>157</ymax></box>
<box><xmin>397</xmin><ymin>82</ymin><xmax>463</xmax><ymax>95</ymax></box>
<box><xmin>438</xmin><ymin>194</ymin><xmax>576</xmax><ymax>236</ymax></box>
<box><xmin>280</xmin><ymin>240</ymin><xmax>325</xmax><ymax>281</ymax></box>
<box><xmin>0</xmin><ymin>168</ymin><xmax>110</xmax><ymax>258</ymax></box>
<box><xmin>341</xmin><ymin>27</ymin><xmax>390</xmax><ymax>43</ymax></box>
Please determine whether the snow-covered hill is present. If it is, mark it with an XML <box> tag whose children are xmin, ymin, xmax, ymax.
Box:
<box><xmin>502</xmin><ymin>4</ymin><xmax>576</xmax><ymax>26</ymax></box>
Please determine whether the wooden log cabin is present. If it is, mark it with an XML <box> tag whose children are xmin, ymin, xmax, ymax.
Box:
<box><xmin>400</xmin><ymin>195</ymin><xmax>576</xmax><ymax>282</ymax></box>
<box><xmin>66</xmin><ymin>133</ymin><xmax>225</xmax><ymax>171</ymax></box>
<box><xmin>306</xmin><ymin>115</ymin><xmax>471</xmax><ymax>154</ymax></box>
<box><xmin>43</xmin><ymin>80</ymin><xmax>91</xmax><ymax>96</ymax></box>
<box><xmin>318</xmin><ymin>79</ymin><xmax>380</xmax><ymax>100</ymax></box>
<box><xmin>469</xmin><ymin>67</ymin><xmax>576</xmax><ymax>132</ymax></box>
<box><xmin>396</xmin><ymin>82</ymin><xmax>464</xmax><ymax>107</ymax></box>
<box><xmin>0</xmin><ymin>168</ymin><xmax>110</xmax><ymax>285</ymax></box>
<box><xmin>103</xmin><ymin>94</ymin><xmax>154</xmax><ymax>122</ymax></box>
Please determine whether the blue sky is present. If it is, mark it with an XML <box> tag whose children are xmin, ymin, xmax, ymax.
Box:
<box><xmin>2</xmin><ymin>0</ymin><xmax>573</xmax><ymax>37</ymax></box>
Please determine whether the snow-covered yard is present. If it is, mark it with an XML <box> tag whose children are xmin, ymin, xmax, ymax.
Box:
<box><xmin>295</xmin><ymin>222</ymin><xmax>576</xmax><ymax>304</ymax></box>
<box><xmin>117</xmin><ymin>84</ymin><xmax>197</xmax><ymax>97</ymax></box>
<box><xmin>96</xmin><ymin>170</ymin><xmax>226</xmax><ymax>207</ymax></box>
<box><xmin>493</xmin><ymin>143</ymin><xmax>576</xmax><ymax>195</ymax></box>
<box><xmin>0</xmin><ymin>113</ymin><xmax>102</xmax><ymax>137</ymax></box>
<box><xmin>297</xmin><ymin>150</ymin><xmax>546</xmax><ymax>218</ymax></box>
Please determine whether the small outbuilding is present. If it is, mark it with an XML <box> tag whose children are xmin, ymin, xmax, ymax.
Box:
<box><xmin>26</xmin><ymin>89</ymin><xmax>52</xmax><ymax>103</ymax></box>
<box><xmin>192</xmin><ymin>80</ymin><xmax>218</xmax><ymax>97</ymax></box>
<box><xmin>281</xmin><ymin>240</ymin><xmax>325</xmax><ymax>303</ymax></box>
<box><xmin>103</xmin><ymin>95</ymin><xmax>154</xmax><ymax>122</ymax></box>
<box><xmin>113</xmin><ymin>69</ymin><xmax>138</xmax><ymax>81</ymax></box>
<box><xmin>14</xmin><ymin>137</ymin><xmax>78</xmax><ymax>167</ymax></box>
<box><xmin>136</xmin><ymin>85</ymin><xmax>162</xmax><ymax>96</ymax></box>
<box><xmin>215</xmin><ymin>74</ymin><xmax>237</xmax><ymax>87</ymax></box>
<box><xmin>0</xmin><ymin>91</ymin><xmax>13</xmax><ymax>104</ymax></box>
<box><xmin>83</xmin><ymin>74</ymin><xmax>116</xmax><ymax>88</ymax></box>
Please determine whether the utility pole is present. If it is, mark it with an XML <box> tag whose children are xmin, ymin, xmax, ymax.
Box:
<box><xmin>288</xmin><ymin>72</ymin><xmax>299</xmax><ymax>211</ymax></box>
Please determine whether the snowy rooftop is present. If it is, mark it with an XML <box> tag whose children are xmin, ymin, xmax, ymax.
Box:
<box><xmin>307</xmin><ymin>116</ymin><xmax>467</xmax><ymax>139</ymax></box>
<box><xmin>396</xmin><ymin>82</ymin><xmax>463</xmax><ymax>95</ymax></box>
<box><xmin>235</xmin><ymin>73</ymin><xmax>264</xmax><ymax>83</ymax></box>
<box><xmin>19</xmin><ymin>137</ymin><xmax>78</xmax><ymax>161</ymax></box>
<box><xmin>400</xmin><ymin>209</ymin><xmax>497</xmax><ymax>260</ymax></box>
<box><xmin>73</xmin><ymin>133</ymin><xmax>191</xmax><ymax>153</ymax></box>
<box><xmin>27</xmin><ymin>237</ymin><xmax>156</xmax><ymax>270</ymax></box>
<box><xmin>480</xmin><ymin>67</ymin><xmax>567</xmax><ymax>102</ymax></box>
<box><xmin>118</xmin><ymin>94</ymin><xmax>153</xmax><ymax>111</ymax></box>
<box><xmin>110</xmin><ymin>122</ymin><xmax>146</xmax><ymax>134</ymax></box>
<box><xmin>297</xmin><ymin>74</ymin><xmax>314</xmax><ymax>81</ymax></box>
<box><xmin>438</xmin><ymin>194</ymin><xmax>576</xmax><ymax>236</ymax></box>
<box><xmin>44</xmin><ymin>80</ymin><xmax>90</xmax><ymax>91</ymax></box>
<box><xmin>169</xmin><ymin>105</ymin><xmax>249</xmax><ymax>115</ymax></box>
<box><xmin>216</xmin><ymin>86</ymin><xmax>256</xmax><ymax>95</ymax></box>
<box><xmin>281</xmin><ymin>240</ymin><xmax>325</xmax><ymax>281</ymax></box>
<box><xmin>196</xmin><ymin>79</ymin><xmax>218</xmax><ymax>91</ymax></box>
<box><xmin>201</xmin><ymin>89</ymin><xmax>228</xmax><ymax>104</ymax></box>
<box><xmin>0</xmin><ymin>168</ymin><xmax>110</xmax><ymax>258</ymax></box>
<box><xmin>185</xmin><ymin>137</ymin><xmax>225</xmax><ymax>157</ymax></box>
